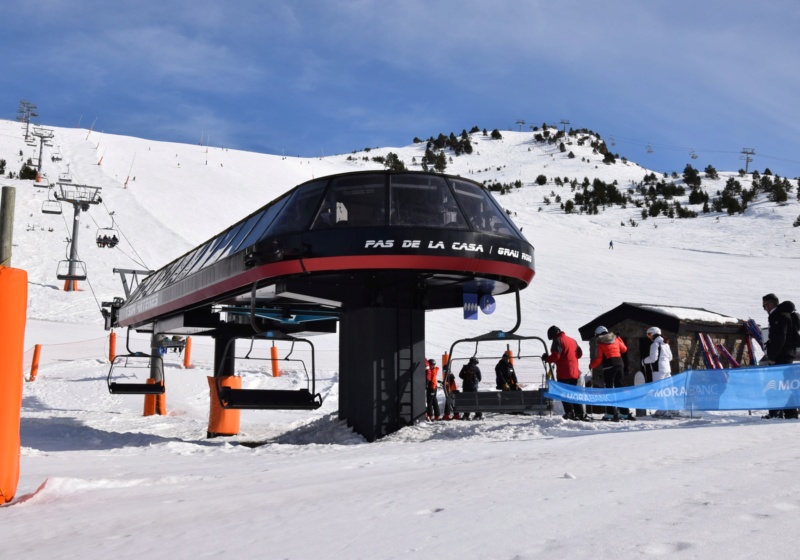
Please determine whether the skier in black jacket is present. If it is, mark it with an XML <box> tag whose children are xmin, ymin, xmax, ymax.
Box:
<box><xmin>459</xmin><ymin>357</ymin><xmax>483</xmax><ymax>420</ymax></box>
<box><xmin>762</xmin><ymin>293</ymin><xmax>799</xmax><ymax>419</ymax></box>
<box><xmin>494</xmin><ymin>354</ymin><xmax>520</xmax><ymax>390</ymax></box>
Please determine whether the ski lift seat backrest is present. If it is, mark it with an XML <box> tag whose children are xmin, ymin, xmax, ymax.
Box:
<box><xmin>217</xmin><ymin>387</ymin><xmax>323</xmax><ymax>410</ymax></box>
<box><xmin>108</xmin><ymin>382</ymin><xmax>165</xmax><ymax>395</ymax></box>
<box><xmin>56</xmin><ymin>260</ymin><xmax>87</xmax><ymax>281</ymax></box>
<box><xmin>42</xmin><ymin>200</ymin><xmax>62</xmax><ymax>215</ymax></box>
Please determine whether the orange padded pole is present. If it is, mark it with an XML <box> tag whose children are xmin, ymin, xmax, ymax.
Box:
<box><xmin>143</xmin><ymin>379</ymin><xmax>166</xmax><ymax>417</ymax></box>
<box><xmin>28</xmin><ymin>344</ymin><xmax>42</xmax><ymax>382</ymax></box>
<box><xmin>207</xmin><ymin>376</ymin><xmax>241</xmax><ymax>437</ymax></box>
<box><xmin>0</xmin><ymin>267</ymin><xmax>27</xmax><ymax>504</ymax></box>
<box><xmin>183</xmin><ymin>337</ymin><xmax>193</xmax><ymax>369</ymax></box>
<box><xmin>504</xmin><ymin>347</ymin><xmax>514</xmax><ymax>364</ymax></box>
<box><xmin>109</xmin><ymin>331</ymin><xmax>116</xmax><ymax>363</ymax></box>
<box><xmin>271</xmin><ymin>344</ymin><xmax>280</xmax><ymax>377</ymax></box>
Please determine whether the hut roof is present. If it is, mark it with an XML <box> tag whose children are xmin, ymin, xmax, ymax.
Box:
<box><xmin>578</xmin><ymin>302</ymin><xmax>743</xmax><ymax>341</ymax></box>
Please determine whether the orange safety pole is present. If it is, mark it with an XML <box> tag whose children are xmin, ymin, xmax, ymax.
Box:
<box><xmin>271</xmin><ymin>343</ymin><xmax>280</xmax><ymax>377</ymax></box>
<box><xmin>442</xmin><ymin>352</ymin><xmax>449</xmax><ymax>382</ymax></box>
<box><xmin>143</xmin><ymin>379</ymin><xmax>166</xmax><ymax>417</ymax></box>
<box><xmin>109</xmin><ymin>331</ymin><xmax>116</xmax><ymax>363</ymax></box>
<box><xmin>207</xmin><ymin>376</ymin><xmax>241</xmax><ymax>437</ymax></box>
<box><xmin>1</xmin><ymin>267</ymin><xmax>28</xmax><ymax>504</ymax></box>
<box><xmin>28</xmin><ymin>344</ymin><xmax>42</xmax><ymax>382</ymax></box>
<box><xmin>504</xmin><ymin>346</ymin><xmax>514</xmax><ymax>364</ymax></box>
<box><xmin>182</xmin><ymin>337</ymin><xmax>193</xmax><ymax>369</ymax></box>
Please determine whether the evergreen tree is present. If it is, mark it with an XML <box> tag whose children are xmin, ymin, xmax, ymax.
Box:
<box><xmin>683</xmin><ymin>164</ymin><xmax>702</xmax><ymax>188</ymax></box>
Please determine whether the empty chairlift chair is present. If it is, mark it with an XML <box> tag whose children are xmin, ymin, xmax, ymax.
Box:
<box><xmin>106</xmin><ymin>330</ymin><xmax>166</xmax><ymax>395</ymax></box>
<box><xmin>213</xmin><ymin>336</ymin><xmax>323</xmax><ymax>410</ymax></box>
<box><xmin>56</xmin><ymin>259</ymin><xmax>87</xmax><ymax>281</ymax></box>
<box><xmin>41</xmin><ymin>199</ymin><xmax>62</xmax><ymax>215</ymax></box>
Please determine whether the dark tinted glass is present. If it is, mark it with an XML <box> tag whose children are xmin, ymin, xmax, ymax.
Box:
<box><xmin>265</xmin><ymin>180</ymin><xmax>327</xmax><ymax>236</ymax></box>
<box><xmin>311</xmin><ymin>174</ymin><xmax>386</xmax><ymax>228</ymax></box>
<box><xmin>390</xmin><ymin>175</ymin><xmax>468</xmax><ymax>228</ymax></box>
<box><xmin>450</xmin><ymin>179</ymin><xmax>524</xmax><ymax>238</ymax></box>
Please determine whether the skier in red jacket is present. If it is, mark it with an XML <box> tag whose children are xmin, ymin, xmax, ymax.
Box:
<box><xmin>543</xmin><ymin>325</ymin><xmax>587</xmax><ymax>421</ymax></box>
<box><xmin>425</xmin><ymin>359</ymin><xmax>441</xmax><ymax>421</ymax></box>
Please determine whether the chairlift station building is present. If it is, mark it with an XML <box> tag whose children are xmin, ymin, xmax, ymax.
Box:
<box><xmin>106</xmin><ymin>171</ymin><xmax>536</xmax><ymax>441</ymax></box>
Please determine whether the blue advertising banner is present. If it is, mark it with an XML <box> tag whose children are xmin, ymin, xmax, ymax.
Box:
<box><xmin>544</xmin><ymin>364</ymin><xmax>800</xmax><ymax>411</ymax></box>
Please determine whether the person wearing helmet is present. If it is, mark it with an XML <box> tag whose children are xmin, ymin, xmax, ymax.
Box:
<box><xmin>458</xmin><ymin>357</ymin><xmax>483</xmax><ymax>420</ymax></box>
<box><xmin>425</xmin><ymin>358</ymin><xmax>441</xmax><ymax>421</ymax></box>
<box><xmin>543</xmin><ymin>325</ymin><xmax>588</xmax><ymax>421</ymax></box>
<box><xmin>642</xmin><ymin>327</ymin><xmax>675</xmax><ymax>418</ymax></box>
<box><xmin>589</xmin><ymin>326</ymin><xmax>631</xmax><ymax>421</ymax></box>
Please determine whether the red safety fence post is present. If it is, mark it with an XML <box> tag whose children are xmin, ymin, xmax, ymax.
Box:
<box><xmin>28</xmin><ymin>344</ymin><xmax>42</xmax><ymax>382</ymax></box>
<box><xmin>271</xmin><ymin>343</ymin><xmax>280</xmax><ymax>377</ymax></box>
<box><xmin>109</xmin><ymin>331</ymin><xmax>116</xmax><ymax>363</ymax></box>
<box><xmin>183</xmin><ymin>337</ymin><xmax>193</xmax><ymax>369</ymax></box>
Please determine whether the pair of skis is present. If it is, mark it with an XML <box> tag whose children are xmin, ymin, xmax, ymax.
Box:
<box><xmin>697</xmin><ymin>332</ymin><xmax>723</xmax><ymax>369</ymax></box>
<box><xmin>697</xmin><ymin>332</ymin><xmax>742</xmax><ymax>369</ymax></box>
<box><xmin>743</xmin><ymin>319</ymin><xmax>763</xmax><ymax>365</ymax></box>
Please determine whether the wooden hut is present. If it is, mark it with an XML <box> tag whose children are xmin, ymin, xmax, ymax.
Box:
<box><xmin>578</xmin><ymin>302</ymin><xmax>753</xmax><ymax>386</ymax></box>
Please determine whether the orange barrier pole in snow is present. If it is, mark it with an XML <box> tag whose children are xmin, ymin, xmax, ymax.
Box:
<box><xmin>63</xmin><ymin>279</ymin><xmax>79</xmax><ymax>291</ymax></box>
<box><xmin>143</xmin><ymin>379</ymin><xmax>166</xmax><ymax>417</ymax></box>
<box><xmin>207</xmin><ymin>376</ymin><xmax>241</xmax><ymax>437</ymax></box>
<box><xmin>109</xmin><ymin>331</ymin><xmax>116</xmax><ymax>363</ymax></box>
<box><xmin>0</xmin><ymin>267</ymin><xmax>27</xmax><ymax>504</ymax></box>
<box><xmin>442</xmin><ymin>352</ymin><xmax>449</xmax><ymax>382</ymax></box>
<box><xmin>504</xmin><ymin>347</ymin><xmax>514</xmax><ymax>364</ymax></box>
<box><xmin>271</xmin><ymin>344</ymin><xmax>280</xmax><ymax>377</ymax></box>
<box><xmin>183</xmin><ymin>337</ymin><xmax>193</xmax><ymax>368</ymax></box>
<box><xmin>28</xmin><ymin>344</ymin><xmax>42</xmax><ymax>381</ymax></box>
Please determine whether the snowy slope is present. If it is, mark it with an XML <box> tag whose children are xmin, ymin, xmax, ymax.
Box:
<box><xmin>3</xmin><ymin>119</ymin><xmax>800</xmax><ymax>559</ymax></box>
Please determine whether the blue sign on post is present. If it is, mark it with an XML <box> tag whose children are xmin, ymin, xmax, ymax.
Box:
<box><xmin>463</xmin><ymin>293</ymin><xmax>478</xmax><ymax>320</ymax></box>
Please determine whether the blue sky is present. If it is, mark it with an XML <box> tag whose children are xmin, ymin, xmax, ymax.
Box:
<box><xmin>4</xmin><ymin>0</ymin><xmax>800</xmax><ymax>177</ymax></box>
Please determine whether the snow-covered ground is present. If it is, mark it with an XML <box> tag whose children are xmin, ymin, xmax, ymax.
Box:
<box><xmin>2</xmin><ymin>119</ymin><xmax>800</xmax><ymax>558</ymax></box>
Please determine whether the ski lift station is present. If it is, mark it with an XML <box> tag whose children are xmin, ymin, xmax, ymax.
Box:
<box><xmin>104</xmin><ymin>171</ymin><xmax>536</xmax><ymax>441</ymax></box>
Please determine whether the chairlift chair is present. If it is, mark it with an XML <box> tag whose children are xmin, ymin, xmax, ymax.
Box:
<box><xmin>441</xmin><ymin>289</ymin><xmax>553</xmax><ymax>416</ymax></box>
<box><xmin>443</xmin><ymin>332</ymin><xmax>553</xmax><ymax>416</ymax></box>
<box><xmin>96</xmin><ymin>226</ymin><xmax>119</xmax><ymax>248</ymax></box>
<box><xmin>41</xmin><ymin>200</ymin><xmax>62</xmax><ymax>215</ymax></box>
<box><xmin>107</xmin><ymin>329</ymin><xmax>166</xmax><ymax>394</ymax></box>
<box><xmin>213</xmin><ymin>336</ymin><xmax>323</xmax><ymax>410</ymax></box>
<box><xmin>56</xmin><ymin>259</ymin><xmax>87</xmax><ymax>281</ymax></box>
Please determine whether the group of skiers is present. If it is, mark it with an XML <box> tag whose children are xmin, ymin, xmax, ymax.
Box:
<box><xmin>543</xmin><ymin>323</ymin><xmax>673</xmax><ymax>421</ymax></box>
<box><xmin>425</xmin><ymin>291</ymin><xmax>798</xmax><ymax>422</ymax></box>
<box><xmin>424</xmin><ymin>353</ymin><xmax>521</xmax><ymax>421</ymax></box>
<box><xmin>96</xmin><ymin>234</ymin><xmax>119</xmax><ymax>248</ymax></box>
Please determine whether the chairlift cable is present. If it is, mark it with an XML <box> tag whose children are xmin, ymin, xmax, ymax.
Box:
<box><xmin>78</xmin><ymin>267</ymin><xmax>104</xmax><ymax>313</ymax></box>
<box><xmin>100</xmin><ymin>200</ymin><xmax>149</xmax><ymax>269</ymax></box>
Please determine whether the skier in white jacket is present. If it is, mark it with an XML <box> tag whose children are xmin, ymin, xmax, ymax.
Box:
<box><xmin>642</xmin><ymin>326</ymin><xmax>676</xmax><ymax>417</ymax></box>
